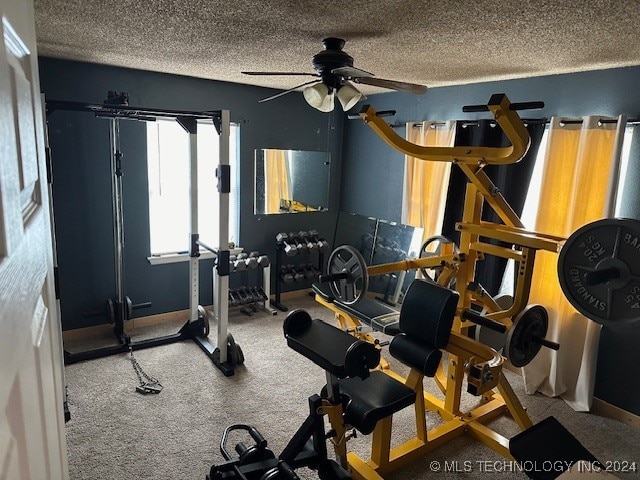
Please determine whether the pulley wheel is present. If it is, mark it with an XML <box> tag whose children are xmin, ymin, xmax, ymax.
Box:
<box><xmin>506</xmin><ymin>305</ymin><xmax>549</xmax><ymax>368</ymax></box>
<box><xmin>558</xmin><ymin>218</ymin><xmax>640</xmax><ymax>326</ymax></box>
<box><xmin>327</xmin><ymin>245</ymin><xmax>369</xmax><ymax>304</ymax></box>
<box><xmin>419</xmin><ymin>235</ymin><xmax>459</xmax><ymax>287</ymax></box>
<box><xmin>474</xmin><ymin>294</ymin><xmax>513</xmax><ymax>353</ymax></box>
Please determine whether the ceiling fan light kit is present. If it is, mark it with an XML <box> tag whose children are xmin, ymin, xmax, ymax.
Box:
<box><xmin>337</xmin><ymin>81</ymin><xmax>363</xmax><ymax>111</ymax></box>
<box><xmin>303</xmin><ymin>81</ymin><xmax>362</xmax><ymax>112</ymax></box>
<box><xmin>243</xmin><ymin>37</ymin><xmax>427</xmax><ymax>112</ymax></box>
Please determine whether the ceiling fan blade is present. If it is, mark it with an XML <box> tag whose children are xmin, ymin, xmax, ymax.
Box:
<box><xmin>331</xmin><ymin>66</ymin><xmax>374</xmax><ymax>78</ymax></box>
<box><xmin>353</xmin><ymin>77</ymin><xmax>427</xmax><ymax>95</ymax></box>
<box><xmin>242</xmin><ymin>71</ymin><xmax>319</xmax><ymax>76</ymax></box>
<box><xmin>258</xmin><ymin>79</ymin><xmax>322</xmax><ymax>103</ymax></box>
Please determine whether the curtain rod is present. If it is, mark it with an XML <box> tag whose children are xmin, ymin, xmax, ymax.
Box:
<box><xmin>401</xmin><ymin>117</ymin><xmax>640</xmax><ymax>129</ymax></box>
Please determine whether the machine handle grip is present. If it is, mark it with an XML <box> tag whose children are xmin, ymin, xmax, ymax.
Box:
<box><xmin>318</xmin><ymin>272</ymin><xmax>350</xmax><ymax>283</ymax></box>
<box><xmin>462</xmin><ymin>101</ymin><xmax>545</xmax><ymax>113</ymax></box>
<box><xmin>461</xmin><ymin>310</ymin><xmax>507</xmax><ymax>333</ymax></box>
<box><xmin>247</xmin><ymin>426</ymin><xmax>267</xmax><ymax>449</ymax></box>
<box><xmin>533</xmin><ymin>335</ymin><xmax>560</xmax><ymax>351</ymax></box>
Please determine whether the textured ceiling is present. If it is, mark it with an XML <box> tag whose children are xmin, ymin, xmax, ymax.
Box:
<box><xmin>34</xmin><ymin>0</ymin><xmax>640</xmax><ymax>96</ymax></box>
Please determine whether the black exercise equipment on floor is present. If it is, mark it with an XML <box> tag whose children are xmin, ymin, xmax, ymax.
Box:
<box><xmin>47</xmin><ymin>94</ymin><xmax>244</xmax><ymax>377</ymax></box>
<box><xmin>206</xmin><ymin>308</ymin><xmax>383</xmax><ymax>480</ymax></box>
<box><xmin>510</xmin><ymin>416</ymin><xmax>603</xmax><ymax>479</ymax></box>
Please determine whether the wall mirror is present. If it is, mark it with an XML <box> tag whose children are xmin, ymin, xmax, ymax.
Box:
<box><xmin>254</xmin><ymin>149</ymin><xmax>330</xmax><ymax>214</ymax></box>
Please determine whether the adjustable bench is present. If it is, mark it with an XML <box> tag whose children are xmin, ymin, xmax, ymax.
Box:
<box><xmin>312</xmin><ymin>282</ymin><xmax>401</xmax><ymax>336</ymax></box>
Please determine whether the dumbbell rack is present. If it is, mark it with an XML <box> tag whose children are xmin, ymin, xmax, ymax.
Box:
<box><xmin>271</xmin><ymin>231</ymin><xmax>327</xmax><ymax>312</ymax></box>
<box><xmin>228</xmin><ymin>250</ymin><xmax>277</xmax><ymax>316</ymax></box>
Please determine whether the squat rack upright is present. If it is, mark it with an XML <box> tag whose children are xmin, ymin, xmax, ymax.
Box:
<box><xmin>46</xmin><ymin>94</ymin><xmax>243</xmax><ymax>376</ymax></box>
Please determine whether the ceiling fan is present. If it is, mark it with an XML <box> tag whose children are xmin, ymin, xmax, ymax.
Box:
<box><xmin>242</xmin><ymin>37</ymin><xmax>428</xmax><ymax>112</ymax></box>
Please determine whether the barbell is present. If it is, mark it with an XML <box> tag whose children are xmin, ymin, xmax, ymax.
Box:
<box><xmin>558</xmin><ymin>217</ymin><xmax>640</xmax><ymax>326</ymax></box>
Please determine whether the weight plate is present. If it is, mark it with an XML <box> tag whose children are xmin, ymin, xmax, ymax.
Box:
<box><xmin>419</xmin><ymin>235</ymin><xmax>459</xmax><ymax>286</ymax></box>
<box><xmin>106</xmin><ymin>298</ymin><xmax>115</xmax><ymax>324</ymax></box>
<box><xmin>126</xmin><ymin>296</ymin><xmax>133</xmax><ymax>320</ymax></box>
<box><xmin>327</xmin><ymin>245</ymin><xmax>369</xmax><ymax>305</ymax></box>
<box><xmin>474</xmin><ymin>294</ymin><xmax>513</xmax><ymax>353</ymax></box>
<box><xmin>506</xmin><ymin>305</ymin><xmax>548</xmax><ymax>368</ymax></box>
<box><xmin>227</xmin><ymin>333</ymin><xmax>245</xmax><ymax>366</ymax></box>
<box><xmin>558</xmin><ymin>218</ymin><xmax>640</xmax><ymax>326</ymax></box>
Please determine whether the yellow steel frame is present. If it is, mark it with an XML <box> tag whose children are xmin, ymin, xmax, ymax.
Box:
<box><xmin>314</xmin><ymin>95</ymin><xmax>569</xmax><ymax>479</ymax></box>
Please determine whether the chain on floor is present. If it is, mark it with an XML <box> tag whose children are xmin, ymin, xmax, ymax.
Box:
<box><xmin>129</xmin><ymin>344</ymin><xmax>163</xmax><ymax>394</ymax></box>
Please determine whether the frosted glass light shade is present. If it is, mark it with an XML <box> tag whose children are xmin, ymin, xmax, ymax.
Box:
<box><xmin>337</xmin><ymin>82</ymin><xmax>363</xmax><ymax>111</ymax></box>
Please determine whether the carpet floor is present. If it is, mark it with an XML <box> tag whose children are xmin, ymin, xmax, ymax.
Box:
<box><xmin>63</xmin><ymin>294</ymin><xmax>640</xmax><ymax>479</ymax></box>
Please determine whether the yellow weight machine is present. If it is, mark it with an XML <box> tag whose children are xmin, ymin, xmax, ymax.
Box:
<box><xmin>314</xmin><ymin>94</ymin><xmax>567</xmax><ymax>478</ymax></box>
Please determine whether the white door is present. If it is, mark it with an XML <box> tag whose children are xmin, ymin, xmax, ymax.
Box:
<box><xmin>0</xmin><ymin>0</ymin><xmax>69</xmax><ymax>478</ymax></box>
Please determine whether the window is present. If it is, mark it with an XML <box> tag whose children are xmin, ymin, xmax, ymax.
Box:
<box><xmin>499</xmin><ymin>123</ymin><xmax>635</xmax><ymax>294</ymax></box>
<box><xmin>146</xmin><ymin>119</ymin><xmax>239</xmax><ymax>257</ymax></box>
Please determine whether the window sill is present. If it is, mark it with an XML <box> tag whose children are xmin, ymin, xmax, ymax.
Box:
<box><xmin>147</xmin><ymin>247</ymin><xmax>244</xmax><ymax>265</ymax></box>
<box><xmin>147</xmin><ymin>251</ymin><xmax>216</xmax><ymax>265</ymax></box>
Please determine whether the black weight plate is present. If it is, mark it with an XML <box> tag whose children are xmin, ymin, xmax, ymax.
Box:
<box><xmin>558</xmin><ymin>218</ymin><xmax>640</xmax><ymax>326</ymax></box>
<box><xmin>227</xmin><ymin>333</ymin><xmax>244</xmax><ymax>366</ymax></box>
<box><xmin>506</xmin><ymin>305</ymin><xmax>548</xmax><ymax>368</ymax></box>
<box><xmin>327</xmin><ymin>245</ymin><xmax>369</xmax><ymax>304</ymax></box>
<box><xmin>126</xmin><ymin>296</ymin><xmax>133</xmax><ymax>320</ymax></box>
<box><xmin>106</xmin><ymin>298</ymin><xmax>115</xmax><ymax>324</ymax></box>
<box><xmin>419</xmin><ymin>235</ymin><xmax>459</xmax><ymax>286</ymax></box>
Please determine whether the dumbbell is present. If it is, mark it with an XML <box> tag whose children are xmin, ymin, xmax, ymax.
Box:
<box><xmin>236</xmin><ymin>287</ymin><xmax>251</xmax><ymax>305</ymax></box>
<box><xmin>245</xmin><ymin>251</ymin><xmax>260</xmax><ymax>269</ymax></box>
<box><xmin>308</xmin><ymin>231</ymin><xmax>329</xmax><ymax>253</ymax></box>
<box><xmin>257</xmin><ymin>254</ymin><xmax>270</xmax><ymax>268</ymax></box>
<box><xmin>288</xmin><ymin>232</ymin><xmax>306</xmax><ymax>253</ymax></box>
<box><xmin>234</xmin><ymin>253</ymin><xmax>249</xmax><ymax>271</ymax></box>
<box><xmin>301</xmin><ymin>263</ymin><xmax>316</xmax><ymax>280</ymax></box>
<box><xmin>276</xmin><ymin>232</ymin><xmax>298</xmax><ymax>256</ymax></box>
<box><xmin>248</xmin><ymin>287</ymin><xmax>264</xmax><ymax>302</ymax></box>
<box><xmin>309</xmin><ymin>265</ymin><xmax>320</xmax><ymax>279</ymax></box>
<box><xmin>254</xmin><ymin>286</ymin><xmax>268</xmax><ymax>301</ymax></box>
<box><xmin>292</xmin><ymin>266</ymin><xmax>305</xmax><ymax>283</ymax></box>
<box><xmin>306</xmin><ymin>230</ymin><xmax>320</xmax><ymax>252</ymax></box>
<box><xmin>280</xmin><ymin>267</ymin><xmax>295</xmax><ymax>284</ymax></box>
<box><xmin>298</xmin><ymin>231</ymin><xmax>314</xmax><ymax>252</ymax></box>
<box><xmin>229</xmin><ymin>255</ymin><xmax>237</xmax><ymax>272</ymax></box>
<box><xmin>229</xmin><ymin>289</ymin><xmax>240</xmax><ymax>307</ymax></box>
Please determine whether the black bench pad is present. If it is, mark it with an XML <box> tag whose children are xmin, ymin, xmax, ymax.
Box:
<box><xmin>312</xmin><ymin>283</ymin><xmax>401</xmax><ymax>336</ymax></box>
<box><xmin>510</xmin><ymin>416</ymin><xmax>601</xmax><ymax>480</ymax></box>
<box><xmin>338</xmin><ymin>371</ymin><xmax>416</xmax><ymax>435</ymax></box>
<box><xmin>284</xmin><ymin>310</ymin><xmax>379</xmax><ymax>379</ymax></box>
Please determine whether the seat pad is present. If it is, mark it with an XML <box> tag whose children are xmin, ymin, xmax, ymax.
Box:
<box><xmin>338</xmin><ymin>371</ymin><xmax>415</xmax><ymax>435</ymax></box>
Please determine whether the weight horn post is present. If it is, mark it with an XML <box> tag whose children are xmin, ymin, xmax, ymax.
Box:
<box><xmin>584</xmin><ymin>267</ymin><xmax>620</xmax><ymax>286</ymax></box>
<box><xmin>461</xmin><ymin>310</ymin><xmax>507</xmax><ymax>333</ymax></box>
<box><xmin>318</xmin><ymin>272</ymin><xmax>351</xmax><ymax>283</ymax></box>
<box><xmin>533</xmin><ymin>335</ymin><xmax>560</xmax><ymax>351</ymax></box>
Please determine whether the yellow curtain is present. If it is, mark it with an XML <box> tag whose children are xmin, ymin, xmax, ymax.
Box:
<box><xmin>403</xmin><ymin>121</ymin><xmax>456</xmax><ymax>241</ymax></box>
<box><xmin>265</xmin><ymin>149</ymin><xmax>290</xmax><ymax>213</ymax></box>
<box><xmin>524</xmin><ymin>116</ymin><xmax>626</xmax><ymax>411</ymax></box>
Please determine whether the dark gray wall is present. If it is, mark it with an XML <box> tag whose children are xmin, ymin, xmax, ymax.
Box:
<box><xmin>342</xmin><ymin>66</ymin><xmax>640</xmax><ymax>415</ymax></box>
<box><xmin>40</xmin><ymin>57</ymin><xmax>342</xmax><ymax>330</ymax></box>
